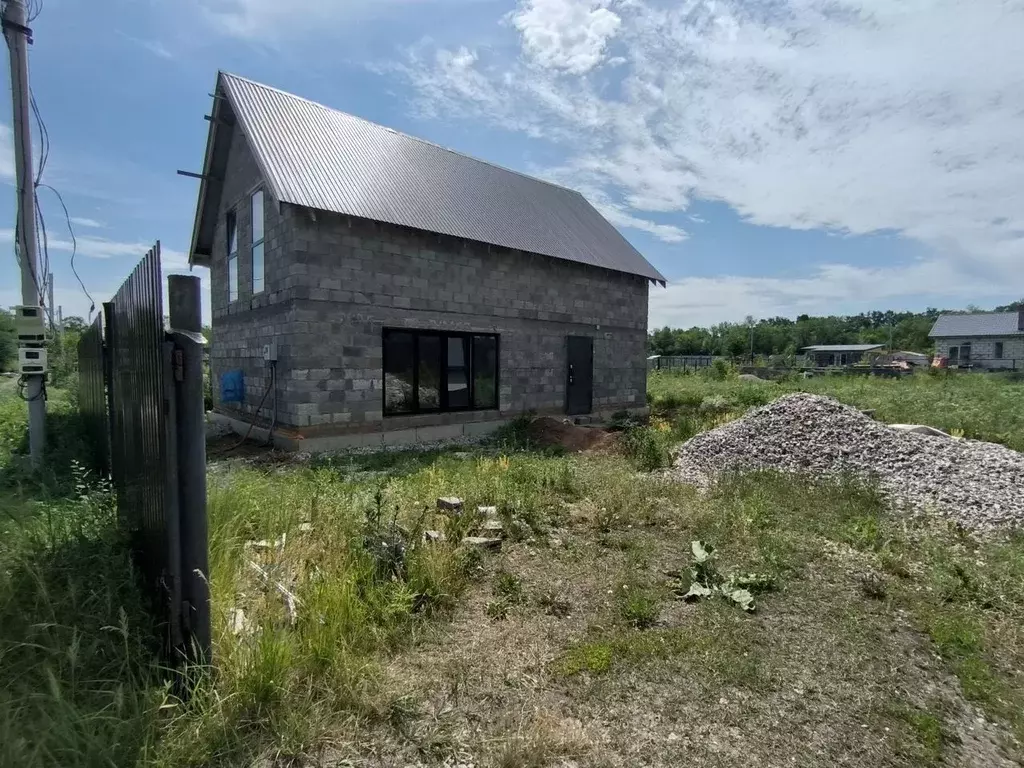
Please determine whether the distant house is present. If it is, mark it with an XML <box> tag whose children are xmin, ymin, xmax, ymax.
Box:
<box><xmin>188</xmin><ymin>72</ymin><xmax>664</xmax><ymax>450</ymax></box>
<box><xmin>801</xmin><ymin>344</ymin><xmax>884</xmax><ymax>367</ymax></box>
<box><xmin>928</xmin><ymin>311</ymin><xmax>1024</xmax><ymax>369</ymax></box>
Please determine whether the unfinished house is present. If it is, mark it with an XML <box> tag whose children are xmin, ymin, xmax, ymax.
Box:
<box><xmin>188</xmin><ymin>73</ymin><xmax>666</xmax><ymax>450</ymax></box>
<box><xmin>929</xmin><ymin>311</ymin><xmax>1024</xmax><ymax>369</ymax></box>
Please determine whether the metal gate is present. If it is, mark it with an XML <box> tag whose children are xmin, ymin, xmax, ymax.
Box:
<box><xmin>79</xmin><ymin>242</ymin><xmax>210</xmax><ymax>665</ymax></box>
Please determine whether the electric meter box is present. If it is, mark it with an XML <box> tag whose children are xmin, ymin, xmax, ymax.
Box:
<box><xmin>18</xmin><ymin>347</ymin><xmax>48</xmax><ymax>374</ymax></box>
<box><xmin>15</xmin><ymin>305</ymin><xmax>46</xmax><ymax>343</ymax></box>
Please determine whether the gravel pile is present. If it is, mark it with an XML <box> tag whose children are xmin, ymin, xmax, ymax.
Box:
<box><xmin>672</xmin><ymin>393</ymin><xmax>1024</xmax><ymax>531</ymax></box>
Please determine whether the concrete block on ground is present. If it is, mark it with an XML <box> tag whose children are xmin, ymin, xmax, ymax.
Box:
<box><xmin>462</xmin><ymin>536</ymin><xmax>502</xmax><ymax>551</ymax></box>
<box><xmin>437</xmin><ymin>497</ymin><xmax>464</xmax><ymax>512</ymax></box>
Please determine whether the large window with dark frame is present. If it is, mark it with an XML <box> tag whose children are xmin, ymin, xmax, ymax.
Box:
<box><xmin>383</xmin><ymin>329</ymin><xmax>499</xmax><ymax>415</ymax></box>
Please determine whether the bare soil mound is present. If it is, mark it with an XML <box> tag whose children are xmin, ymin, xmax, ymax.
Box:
<box><xmin>526</xmin><ymin>417</ymin><xmax>621</xmax><ymax>453</ymax></box>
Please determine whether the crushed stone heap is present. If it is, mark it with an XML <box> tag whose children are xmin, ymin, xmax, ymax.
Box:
<box><xmin>672</xmin><ymin>393</ymin><xmax>1024</xmax><ymax>532</ymax></box>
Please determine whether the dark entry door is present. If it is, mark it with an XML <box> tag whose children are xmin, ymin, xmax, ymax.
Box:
<box><xmin>566</xmin><ymin>336</ymin><xmax>593</xmax><ymax>416</ymax></box>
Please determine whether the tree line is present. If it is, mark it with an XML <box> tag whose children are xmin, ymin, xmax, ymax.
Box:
<box><xmin>648</xmin><ymin>301</ymin><xmax>1024</xmax><ymax>358</ymax></box>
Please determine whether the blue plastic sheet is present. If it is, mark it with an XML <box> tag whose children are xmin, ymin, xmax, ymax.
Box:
<box><xmin>220</xmin><ymin>369</ymin><xmax>245</xmax><ymax>403</ymax></box>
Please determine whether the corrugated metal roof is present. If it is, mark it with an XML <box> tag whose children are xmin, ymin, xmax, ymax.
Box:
<box><xmin>217</xmin><ymin>72</ymin><xmax>666</xmax><ymax>283</ymax></box>
<box><xmin>929</xmin><ymin>312</ymin><xmax>1024</xmax><ymax>337</ymax></box>
<box><xmin>802</xmin><ymin>344</ymin><xmax>884</xmax><ymax>352</ymax></box>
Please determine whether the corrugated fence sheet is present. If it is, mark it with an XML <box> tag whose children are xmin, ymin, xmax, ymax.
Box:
<box><xmin>106</xmin><ymin>243</ymin><xmax>181</xmax><ymax>645</ymax></box>
<box><xmin>77</xmin><ymin>313</ymin><xmax>109</xmax><ymax>476</ymax></box>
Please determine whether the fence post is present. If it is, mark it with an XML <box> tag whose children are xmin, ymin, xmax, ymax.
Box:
<box><xmin>168</xmin><ymin>275</ymin><xmax>211</xmax><ymax>664</ymax></box>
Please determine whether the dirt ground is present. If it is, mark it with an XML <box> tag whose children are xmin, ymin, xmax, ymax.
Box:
<box><xmin>525</xmin><ymin>417</ymin><xmax>621</xmax><ymax>454</ymax></box>
<box><xmin>333</xmin><ymin>505</ymin><xmax>1018</xmax><ymax>768</ymax></box>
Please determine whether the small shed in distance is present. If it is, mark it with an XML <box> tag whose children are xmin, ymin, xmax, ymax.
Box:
<box><xmin>802</xmin><ymin>344</ymin><xmax>884</xmax><ymax>367</ymax></box>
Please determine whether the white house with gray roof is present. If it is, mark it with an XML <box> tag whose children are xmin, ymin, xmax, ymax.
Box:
<box><xmin>188</xmin><ymin>72</ymin><xmax>665</xmax><ymax>450</ymax></box>
<box><xmin>929</xmin><ymin>311</ymin><xmax>1024</xmax><ymax>369</ymax></box>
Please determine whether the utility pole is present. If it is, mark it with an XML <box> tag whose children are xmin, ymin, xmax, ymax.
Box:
<box><xmin>4</xmin><ymin>0</ymin><xmax>45</xmax><ymax>465</ymax></box>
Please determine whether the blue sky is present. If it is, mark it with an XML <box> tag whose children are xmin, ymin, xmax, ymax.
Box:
<box><xmin>3</xmin><ymin>0</ymin><xmax>1024</xmax><ymax>328</ymax></box>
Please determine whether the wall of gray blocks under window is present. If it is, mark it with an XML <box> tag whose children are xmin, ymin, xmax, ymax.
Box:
<box><xmin>208</xmin><ymin>123</ymin><xmax>651</xmax><ymax>432</ymax></box>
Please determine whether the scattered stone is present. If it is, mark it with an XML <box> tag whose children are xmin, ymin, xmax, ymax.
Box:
<box><xmin>672</xmin><ymin>393</ymin><xmax>1024</xmax><ymax>532</ymax></box>
<box><xmin>298</xmin><ymin>522</ymin><xmax>314</xmax><ymax>533</ymax></box>
<box><xmin>479</xmin><ymin>519</ymin><xmax>504</xmax><ymax>534</ymax></box>
<box><xmin>423</xmin><ymin>530</ymin><xmax>446</xmax><ymax>543</ymax></box>
<box><xmin>477</xmin><ymin>505</ymin><xmax>498</xmax><ymax>516</ymax></box>
<box><xmin>462</xmin><ymin>536</ymin><xmax>503</xmax><ymax>551</ymax></box>
<box><xmin>245</xmin><ymin>535</ymin><xmax>287</xmax><ymax>550</ymax></box>
<box><xmin>229</xmin><ymin>608</ymin><xmax>246</xmax><ymax>635</ymax></box>
<box><xmin>738</xmin><ymin>373</ymin><xmax>768</xmax><ymax>383</ymax></box>
<box><xmin>437</xmin><ymin>497</ymin><xmax>464</xmax><ymax>512</ymax></box>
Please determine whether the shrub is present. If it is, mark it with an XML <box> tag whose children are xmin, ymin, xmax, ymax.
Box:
<box><xmin>705</xmin><ymin>359</ymin><xmax>736</xmax><ymax>381</ymax></box>
<box><xmin>493</xmin><ymin>414</ymin><xmax>535</xmax><ymax>451</ymax></box>
<box><xmin>616</xmin><ymin>583</ymin><xmax>661</xmax><ymax>628</ymax></box>
<box><xmin>621</xmin><ymin>426</ymin><xmax>670</xmax><ymax>472</ymax></box>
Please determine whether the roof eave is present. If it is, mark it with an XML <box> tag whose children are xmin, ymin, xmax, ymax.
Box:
<box><xmin>188</xmin><ymin>72</ymin><xmax>230</xmax><ymax>268</ymax></box>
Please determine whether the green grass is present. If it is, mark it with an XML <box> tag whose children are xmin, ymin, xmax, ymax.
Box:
<box><xmin>649</xmin><ymin>368</ymin><xmax>1024</xmax><ymax>449</ymax></box>
<box><xmin>3</xmin><ymin>372</ymin><xmax>1024</xmax><ymax>764</ymax></box>
<box><xmin>555</xmin><ymin>604</ymin><xmax>763</xmax><ymax>687</ymax></box>
<box><xmin>0</xmin><ymin>391</ymin><xmax>161</xmax><ymax>767</ymax></box>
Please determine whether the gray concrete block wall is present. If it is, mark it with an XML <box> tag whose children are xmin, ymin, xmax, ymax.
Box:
<box><xmin>208</xmin><ymin>123</ymin><xmax>291</xmax><ymax>419</ymax></box>
<box><xmin>270</xmin><ymin>212</ymin><xmax>649</xmax><ymax>430</ymax></box>
<box><xmin>208</xmin><ymin>130</ymin><xmax>652</xmax><ymax>433</ymax></box>
<box><xmin>934</xmin><ymin>337</ymin><xmax>1024</xmax><ymax>369</ymax></box>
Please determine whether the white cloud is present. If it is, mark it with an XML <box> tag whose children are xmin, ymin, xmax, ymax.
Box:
<box><xmin>510</xmin><ymin>0</ymin><xmax>621</xmax><ymax>74</ymax></box>
<box><xmin>199</xmin><ymin>0</ymin><xmax>452</xmax><ymax>41</ymax></box>
<box><xmin>69</xmin><ymin>217</ymin><xmax>104</xmax><ymax>229</ymax></box>
<box><xmin>0</xmin><ymin>227</ymin><xmax>186</xmax><ymax>265</ymax></box>
<box><xmin>139</xmin><ymin>39</ymin><xmax>173</xmax><ymax>59</ymax></box>
<box><xmin>649</xmin><ymin>260</ymin><xmax>1009</xmax><ymax>328</ymax></box>
<box><xmin>399</xmin><ymin>0</ymin><xmax>1024</xmax><ymax>318</ymax></box>
<box><xmin>116</xmin><ymin>32</ymin><xmax>174</xmax><ymax>59</ymax></box>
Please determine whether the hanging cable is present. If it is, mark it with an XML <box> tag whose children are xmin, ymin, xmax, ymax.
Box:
<box><xmin>215</xmin><ymin>371</ymin><xmax>276</xmax><ymax>455</ymax></box>
<box><xmin>27</xmin><ymin>81</ymin><xmax>96</xmax><ymax>316</ymax></box>
<box><xmin>29</xmin><ymin>91</ymin><xmax>48</xmax><ymax>184</ymax></box>
<box><xmin>17</xmin><ymin>375</ymin><xmax>46</xmax><ymax>401</ymax></box>
<box><xmin>13</xmin><ymin>220</ymin><xmax>44</xmax><ymax>305</ymax></box>
<box><xmin>38</xmin><ymin>182</ymin><xmax>94</xmax><ymax>315</ymax></box>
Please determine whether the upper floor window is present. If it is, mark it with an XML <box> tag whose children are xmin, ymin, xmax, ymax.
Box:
<box><xmin>251</xmin><ymin>189</ymin><xmax>265</xmax><ymax>294</ymax></box>
<box><xmin>227</xmin><ymin>211</ymin><xmax>238</xmax><ymax>302</ymax></box>
<box><xmin>995</xmin><ymin>341</ymin><xmax>1004</xmax><ymax>359</ymax></box>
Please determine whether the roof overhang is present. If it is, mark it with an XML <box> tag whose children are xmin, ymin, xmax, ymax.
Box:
<box><xmin>188</xmin><ymin>74</ymin><xmax>236</xmax><ymax>267</ymax></box>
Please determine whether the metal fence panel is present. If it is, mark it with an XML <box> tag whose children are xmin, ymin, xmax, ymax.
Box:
<box><xmin>106</xmin><ymin>242</ymin><xmax>182</xmax><ymax>649</ymax></box>
<box><xmin>77</xmin><ymin>314</ymin><xmax>109</xmax><ymax>476</ymax></box>
<box><xmin>76</xmin><ymin>243</ymin><xmax>210</xmax><ymax>668</ymax></box>
<box><xmin>648</xmin><ymin>355</ymin><xmax>715</xmax><ymax>372</ymax></box>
